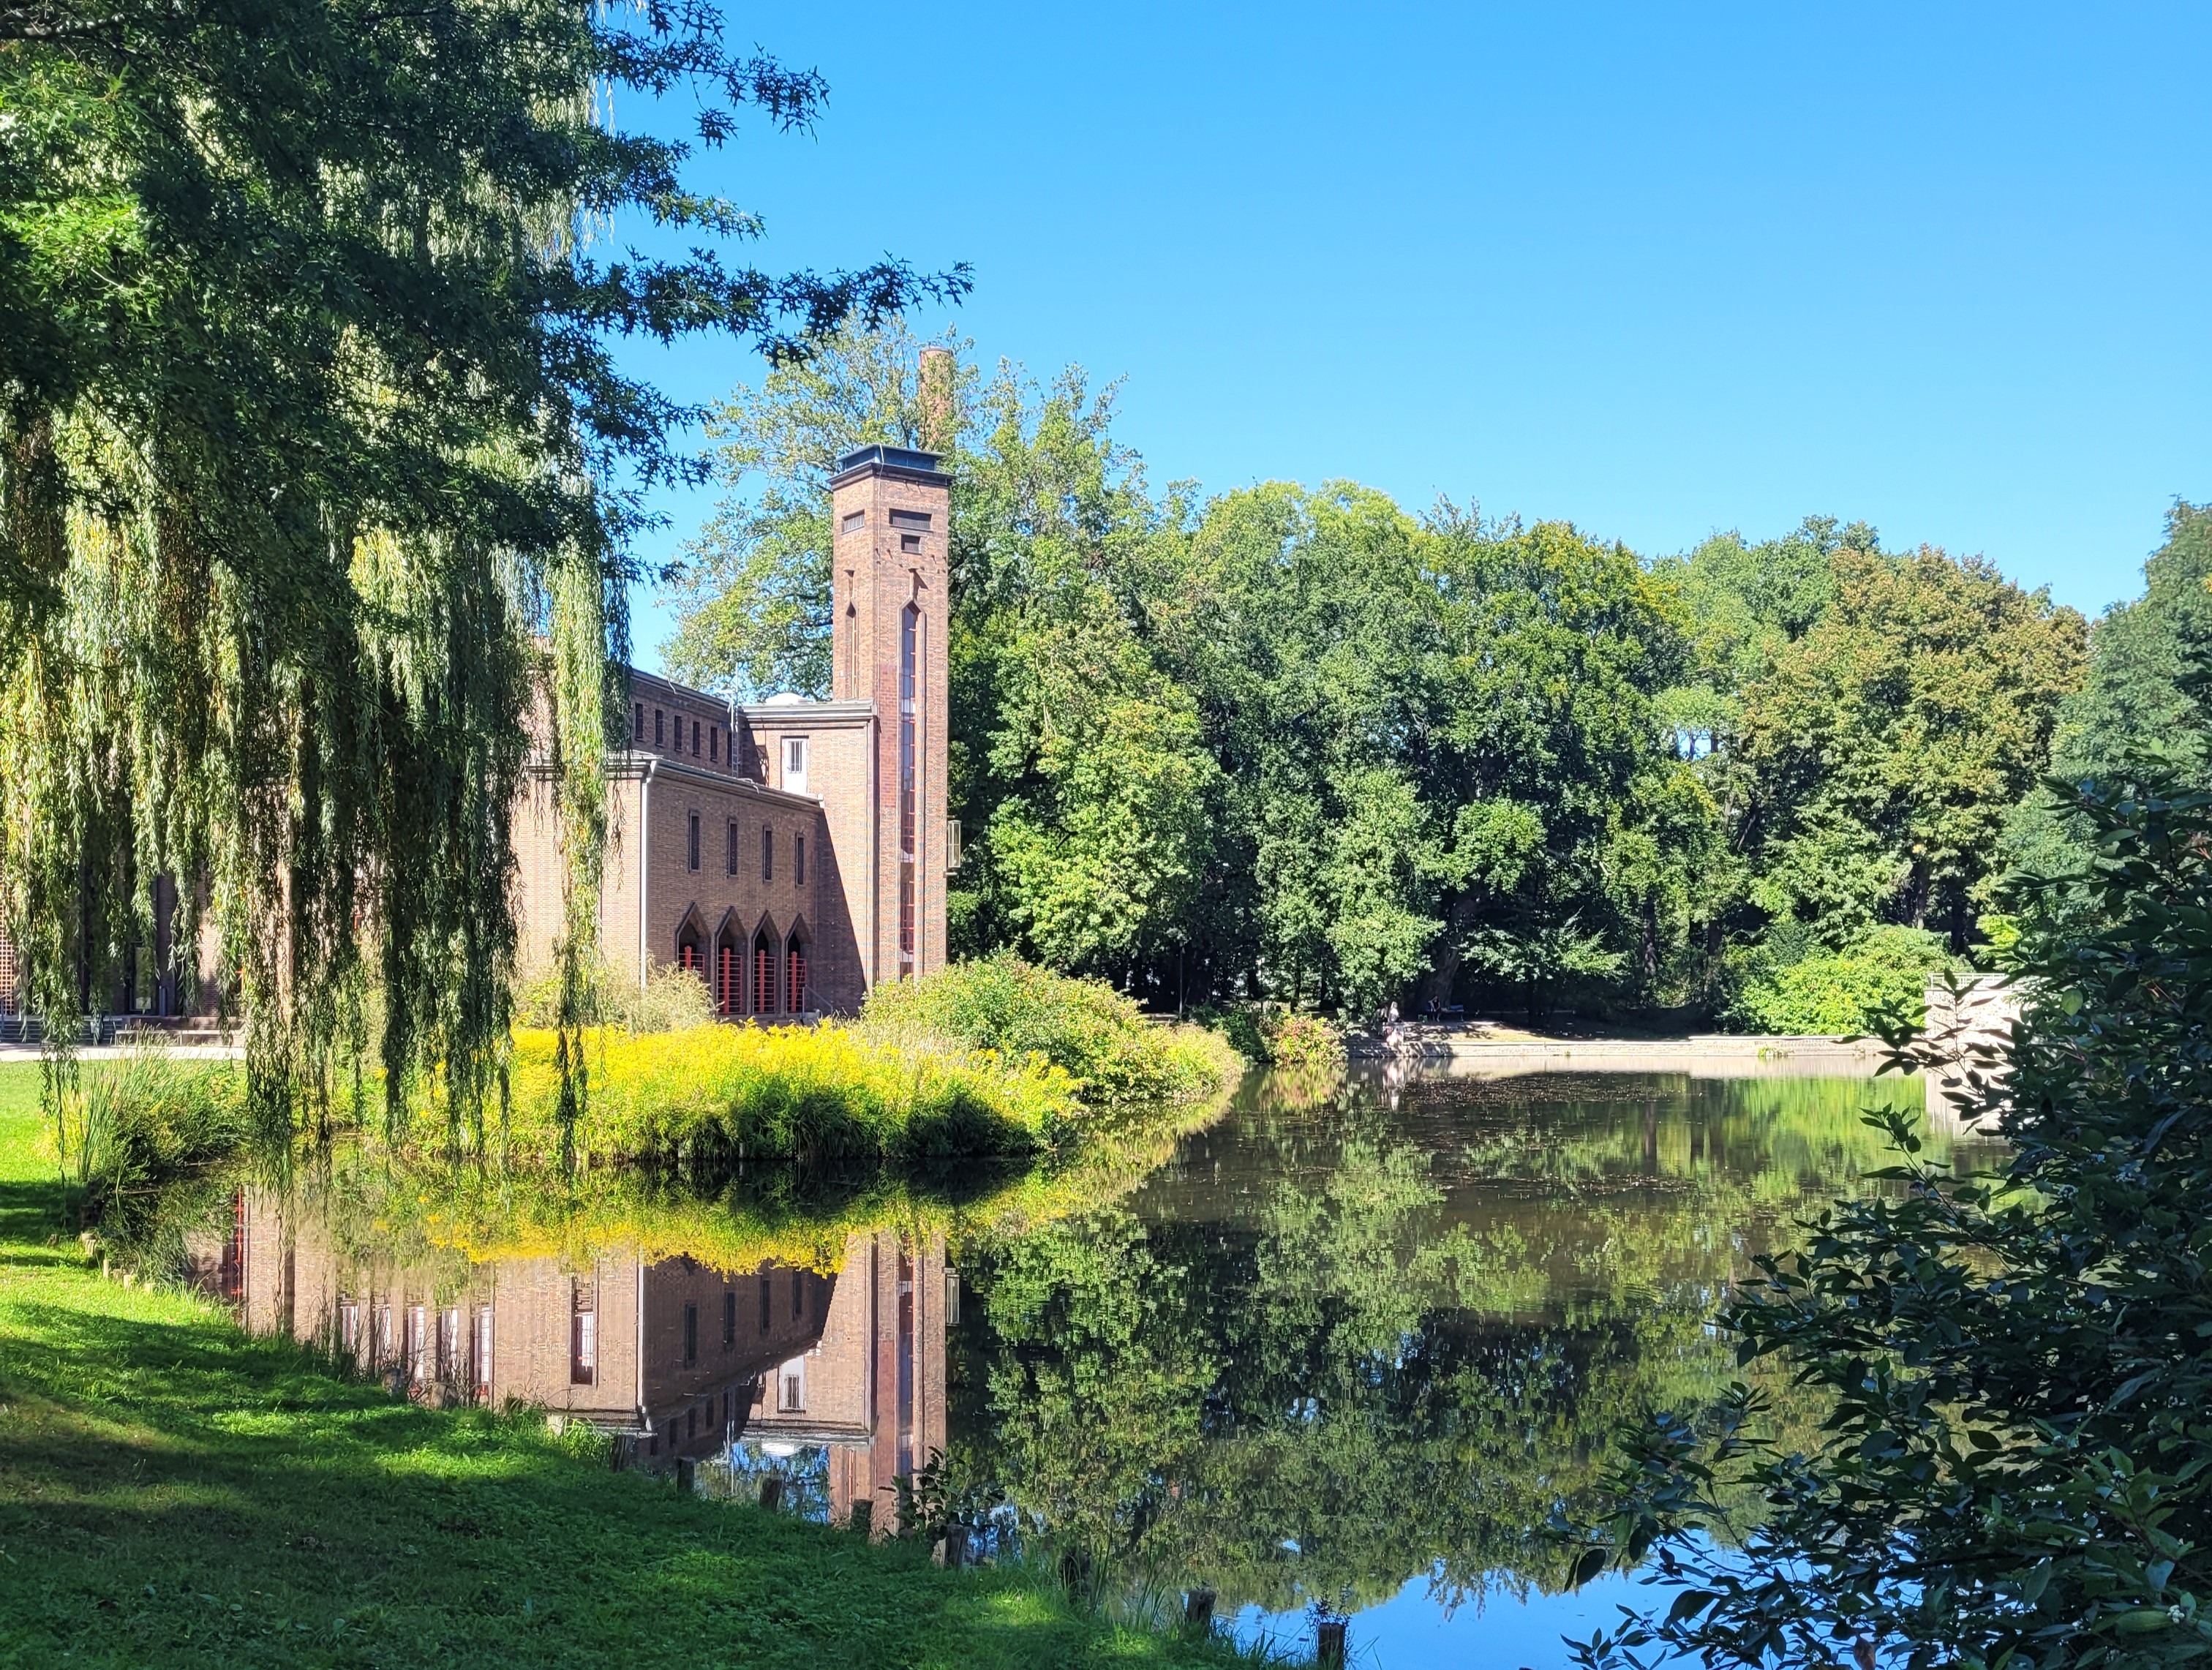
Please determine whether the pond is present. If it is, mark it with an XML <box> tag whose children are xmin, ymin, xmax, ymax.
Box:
<box><xmin>188</xmin><ymin>1061</ymin><xmax>1997</xmax><ymax>1668</ymax></box>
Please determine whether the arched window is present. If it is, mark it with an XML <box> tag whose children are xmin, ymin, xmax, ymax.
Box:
<box><xmin>785</xmin><ymin>932</ymin><xmax>809</xmax><ymax>1015</ymax></box>
<box><xmin>752</xmin><ymin>931</ymin><xmax>775</xmax><ymax>1015</ymax></box>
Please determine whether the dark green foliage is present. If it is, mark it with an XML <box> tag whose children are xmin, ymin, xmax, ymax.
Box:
<box><xmin>2005</xmin><ymin>503</ymin><xmax>2212</xmax><ymax>884</ymax></box>
<box><xmin>1572</xmin><ymin>777</ymin><xmax>2212</xmax><ymax>1670</ymax></box>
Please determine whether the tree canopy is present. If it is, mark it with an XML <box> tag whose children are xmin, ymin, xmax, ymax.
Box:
<box><xmin>667</xmin><ymin>326</ymin><xmax>2092</xmax><ymax>1026</ymax></box>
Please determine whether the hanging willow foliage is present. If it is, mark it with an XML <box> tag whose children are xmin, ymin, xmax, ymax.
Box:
<box><xmin>0</xmin><ymin>0</ymin><xmax>966</xmax><ymax>1137</ymax></box>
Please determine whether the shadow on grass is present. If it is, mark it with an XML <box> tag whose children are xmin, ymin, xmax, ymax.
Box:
<box><xmin>0</xmin><ymin>1287</ymin><xmax>1249</xmax><ymax>1669</ymax></box>
<box><xmin>0</xmin><ymin>1174</ymin><xmax>75</xmax><ymax>1264</ymax></box>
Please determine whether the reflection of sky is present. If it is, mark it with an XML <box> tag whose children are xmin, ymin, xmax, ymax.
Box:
<box><xmin>1235</xmin><ymin>1567</ymin><xmax>1658</xmax><ymax>1669</ymax></box>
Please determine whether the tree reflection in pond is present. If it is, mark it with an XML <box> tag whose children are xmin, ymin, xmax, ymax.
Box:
<box><xmin>949</xmin><ymin>1067</ymin><xmax>1996</xmax><ymax>1628</ymax></box>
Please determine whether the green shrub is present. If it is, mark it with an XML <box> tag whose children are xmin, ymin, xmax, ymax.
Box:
<box><xmin>51</xmin><ymin>1049</ymin><xmax>248</xmax><ymax>1241</ymax></box>
<box><xmin>1722</xmin><ymin>924</ymin><xmax>1957</xmax><ymax>1034</ymax></box>
<box><xmin>859</xmin><ymin>952</ymin><xmax>1239</xmax><ymax>1109</ymax></box>
<box><xmin>514</xmin><ymin>958</ymin><xmax>715</xmax><ymax>1034</ymax></box>
<box><xmin>1193</xmin><ymin>1002</ymin><xmax>1345</xmax><ymax>1072</ymax></box>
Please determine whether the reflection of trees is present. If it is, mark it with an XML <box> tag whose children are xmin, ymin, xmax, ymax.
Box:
<box><xmin>955</xmin><ymin>1071</ymin><xmax>1976</xmax><ymax>1615</ymax></box>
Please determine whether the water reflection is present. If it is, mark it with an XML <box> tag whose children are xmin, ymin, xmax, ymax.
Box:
<box><xmin>176</xmin><ymin>1064</ymin><xmax>1993</xmax><ymax>1666</ymax></box>
<box><xmin>191</xmin><ymin>1190</ymin><xmax>947</xmax><ymax>1502</ymax></box>
<box><xmin>947</xmin><ymin>1067</ymin><xmax>1998</xmax><ymax>1650</ymax></box>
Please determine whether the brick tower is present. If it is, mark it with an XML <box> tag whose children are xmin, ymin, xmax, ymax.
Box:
<box><xmin>828</xmin><ymin>443</ymin><xmax>950</xmax><ymax>983</ymax></box>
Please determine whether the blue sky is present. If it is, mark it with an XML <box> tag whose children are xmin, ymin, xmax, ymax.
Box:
<box><xmin>614</xmin><ymin>1</ymin><xmax>2211</xmax><ymax>666</ymax></box>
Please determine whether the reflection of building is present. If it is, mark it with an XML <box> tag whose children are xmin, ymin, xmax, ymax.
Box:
<box><xmin>198</xmin><ymin>1188</ymin><xmax>826</xmax><ymax>1464</ymax></box>
<box><xmin>192</xmin><ymin>1192</ymin><xmax>949</xmax><ymax>1508</ymax></box>
<box><xmin>742</xmin><ymin>1231</ymin><xmax>950</xmax><ymax>1523</ymax></box>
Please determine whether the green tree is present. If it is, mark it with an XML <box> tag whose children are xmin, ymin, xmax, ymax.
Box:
<box><xmin>1735</xmin><ymin>546</ymin><xmax>2086</xmax><ymax>952</ymax></box>
<box><xmin>2003</xmin><ymin>503</ymin><xmax>2212</xmax><ymax>886</ymax></box>
<box><xmin>664</xmin><ymin>319</ymin><xmax>955</xmax><ymax>700</ymax></box>
<box><xmin>667</xmin><ymin>331</ymin><xmax>1218</xmax><ymax>982</ymax></box>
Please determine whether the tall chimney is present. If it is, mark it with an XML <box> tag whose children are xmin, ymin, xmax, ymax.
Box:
<box><xmin>917</xmin><ymin>347</ymin><xmax>957</xmax><ymax>457</ymax></box>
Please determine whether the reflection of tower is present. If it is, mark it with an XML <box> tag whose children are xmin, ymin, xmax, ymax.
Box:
<box><xmin>742</xmin><ymin>1229</ymin><xmax>949</xmax><ymax>1527</ymax></box>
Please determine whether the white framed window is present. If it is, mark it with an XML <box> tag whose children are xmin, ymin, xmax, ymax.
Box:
<box><xmin>777</xmin><ymin>1355</ymin><xmax>807</xmax><ymax>1413</ymax></box>
<box><xmin>782</xmin><ymin>736</ymin><xmax>809</xmax><ymax>795</ymax></box>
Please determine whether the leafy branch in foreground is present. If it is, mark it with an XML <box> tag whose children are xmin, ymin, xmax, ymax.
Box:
<box><xmin>1563</xmin><ymin>775</ymin><xmax>2212</xmax><ymax>1670</ymax></box>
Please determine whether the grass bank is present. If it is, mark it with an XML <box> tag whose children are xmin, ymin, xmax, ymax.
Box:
<box><xmin>0</xmin><ymin>1064</ymin><xmax>1262</xmax><ymax>1669</ymax></box>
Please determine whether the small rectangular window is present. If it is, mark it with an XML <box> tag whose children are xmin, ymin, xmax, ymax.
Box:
<box><xmin>571</xmin><ymin>1281</ymin><xmax>596</xmax><ymax>1385</ymax></box>
<box><xmin>783</xmin><ymin>737</ymin><xmax>808</xmax><ymax>795</ymax></box>
<box><xmin>683</xmin><ymin>1302</ymin><xmax>698</xmax><ymax>1367</ymax></box>
<box><xmin>726</xmin><ymin>820</ymin><xmax>738</xmax><ymax>877</ymax></box>
<box><xmin>900</xmin><ymin>533</ymin><xmax>921</xmax><ymax>553</ymax></box>
<box><xmin>710</xmin><ymin>728</ymin><xmax>718</xmax><ymax>764</ymax></box>
<box><xmin>634</xmin><ymin>703</ymin><xmax>645</xmax><ymax>744</ymax></box>
<box><xmin>691</xmin><ymin>718</ymin><xmax>700</xmax><ymax>756</ymax></box>
<box><xmin>791</xmin><ymin>1273</ymin><xmax>804</xmax><ymax>1321</ymax></box>
<box><xmin>795</xmin><ymin>835</ymin><xmax>805</xmax><ymax>887</ymax></box>
<box><xmin>762</xmin><ymin>827</ymin><xmax>774</xmax><ymax>882</ymax></box>
<box><xmin>473</xmin><ymin>1304</ymin><xmax>494</xmax><ymax>1399</ymax></box>
<box><xmin>757</xmin><ymin>1274</ymin><xmax>771</xmax><ymax>1334</ymax></box>
<box><xmin>687</xmin><ymin>811</ymin><xmax>700</xmax><ymax>872</ymax></box>
<box><xmin>723</xmin><ymin>1289</ymin><xmax>736</xmax><ymax>1347</ymax></box>
<box><xmin>778</xmin><ymin>1357</ymin><xmax>806</xmax><ymax>1413</ymax></box>
<box><xmin>655</xmin><ymin>708</ymin><xmax>664</xmax><ymax>748</ymax></box>
<box><xmin>889</xmin><ymin>508</ymin><xmax>931</xmax><ymax>530</ymax></box>
<box><xmin>840</xmin><ymin>510</ymin><xmax>865</xmax><ymax>534</ymax></box>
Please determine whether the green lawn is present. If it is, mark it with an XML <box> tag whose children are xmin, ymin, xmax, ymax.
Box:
<box><xmin>0</xmin><ymin>1062</ymin><xmax>1246</xmax><ymax>1669</ymax></box>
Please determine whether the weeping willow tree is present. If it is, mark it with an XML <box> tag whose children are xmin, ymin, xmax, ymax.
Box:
<box><xmin>0</xmin><ymin>0</ymin><xmax>964</xmax><ymax>1137</ymax></box>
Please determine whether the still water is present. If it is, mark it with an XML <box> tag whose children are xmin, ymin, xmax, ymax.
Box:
<box><xmin>195</xmin><ymin>1063</ymin><xmax>1992</xmax><ymax>1667</ymax></box>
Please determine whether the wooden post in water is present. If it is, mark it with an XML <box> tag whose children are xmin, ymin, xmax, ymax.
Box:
<box><xmin>1182</xmin><ymin>1587</ymin><xmax>1216</xmax><ymax>1639</ymax></box>
<box><xmin>1316</xmin><ymin>1618</ymin><xmax>1347</xmax><ymax>1669</ymax></box>
<box><xmin>675</xmin><ymin>1456</ymin><xmax>696</xmax><ymax>1493</ymax></box>
<box><xmin>849</xmin><ymin>1499</ymin><xmax>873</xmax><ymax>1537</ymax></box>
<box><xmin>758</xmin><ymin>1475</ymin><xmax>783</xmax><ymax>1511</ymax></box>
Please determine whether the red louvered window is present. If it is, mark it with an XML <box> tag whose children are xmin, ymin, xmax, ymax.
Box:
<box><xmin>716</xmin><ymin>944</ymin><xmax>739</xmax><ymax>1015</ymax></box>
<box><xmin>786</xmin><ymin>941</ymin><xmax>808</xmax><ymax>1012</ymax></box>
<box><xmin>753</xmin><ymin>938</ymin><xmax>775</xmax><ymax>1015</ymax></box>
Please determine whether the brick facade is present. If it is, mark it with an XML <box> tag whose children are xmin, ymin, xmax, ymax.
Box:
<box><xmin>514</xmin><ymin>445</ymin><xmax>955</xmax><ymax>1015</ymax></box>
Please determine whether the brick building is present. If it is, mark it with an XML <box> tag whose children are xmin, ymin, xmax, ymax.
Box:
<box><xmin>0</xmin><ymin>440</ymin><xmax>953</xmax><ymax>1031</ymax></box>
<box><xmin>514</xmin><ymin>441</ymin><xmax>955</xmax><ymax>1015</ymax></box>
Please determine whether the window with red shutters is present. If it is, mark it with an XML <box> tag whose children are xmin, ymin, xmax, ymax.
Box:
<box><xmin>753</xmin><ymin>935</ymin><xmax>775</xmax><ymax>1014</ymax></box>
